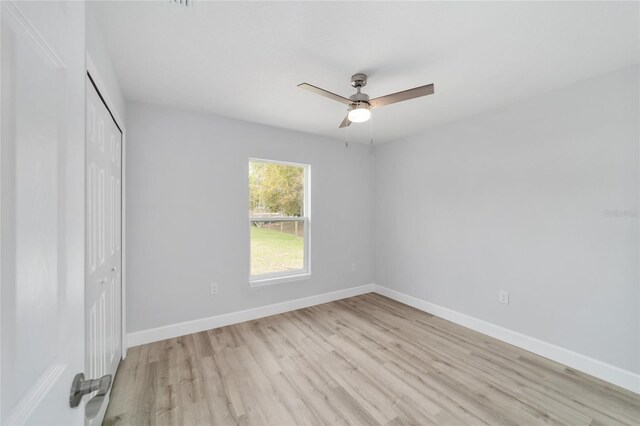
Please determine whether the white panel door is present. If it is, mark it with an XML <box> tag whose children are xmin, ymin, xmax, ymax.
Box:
<box><xmin>0</xmin><ymin>1</ymin><xmax>86</xmax><ymax>425</ymax></box>
<box><xmin>85</xmin><ymin>76</ymin><xmax>122</xmax><ymax>426</ymax></box>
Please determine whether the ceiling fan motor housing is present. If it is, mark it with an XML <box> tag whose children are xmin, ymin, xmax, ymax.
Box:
<box><xmin>349</xmin><ymin>92</ymin><xmax>370</xmax><ymax>104</ymax></box>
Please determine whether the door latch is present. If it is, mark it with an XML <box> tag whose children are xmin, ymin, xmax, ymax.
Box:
<box><xmin>69</xmin><ymin>373</ymin><xmax>112</xmax><ymax>418</ymax></box>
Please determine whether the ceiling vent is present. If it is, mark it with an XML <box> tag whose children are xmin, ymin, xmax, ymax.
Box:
<box><xmin>170</xmin><ymin>0</ymin><xmax>192</xmax><ymax>7</ymax></box>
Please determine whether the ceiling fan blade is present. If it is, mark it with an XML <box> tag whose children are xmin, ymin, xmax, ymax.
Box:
<box><xmin>298</xmin><ymin>83</ymin><xmax>353</xmax><ymax>106</ymax></box>
<box><xmin>369</xmin><ymin>83</ymin><xmax>434</xmax><ymax>109</ymax></box>
<box><xmin>339</xmin><ymin>114</ymin><xmax>351</xmax><ymax>128</ymax></box>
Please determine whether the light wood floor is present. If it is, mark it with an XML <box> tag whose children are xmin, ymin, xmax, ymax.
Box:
<box><xmin>105</xmin><ymin>293</ymin><xmax>640</xmax><ymax>426</ymax></box>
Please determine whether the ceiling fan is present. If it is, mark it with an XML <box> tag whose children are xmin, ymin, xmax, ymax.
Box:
<box><xmin>298</xmin><ymin>73</ymin><xmax>435</xmax><ymax>128</ymax></box>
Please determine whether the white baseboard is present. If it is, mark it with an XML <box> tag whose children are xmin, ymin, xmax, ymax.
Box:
<box><xmin>127</xmin><ymin>284</ymin><xmax>375</xmax><ymax>347</ymax></box>
<box><xmin>372</xmin><ymin>284</ymin><xmax>640</xmax><ymax>395</ymax></box>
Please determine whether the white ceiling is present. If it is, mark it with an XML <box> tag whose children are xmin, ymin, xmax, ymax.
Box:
<box><xmin>92</xmin><ymin>1</ymin><xmax>639</xmax><ymax>144</ymax></box>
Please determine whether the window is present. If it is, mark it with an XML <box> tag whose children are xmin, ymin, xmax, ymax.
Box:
<box><xmin>249</xmin><ymin>158</ymin><xmax>309</xmax><ymax>285</ymax></box>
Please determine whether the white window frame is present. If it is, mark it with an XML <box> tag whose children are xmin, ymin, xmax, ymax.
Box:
<box><xmin>249</xmin><ymin>158</ymin><xmax>311</xmax><ymax>287</ymax></box>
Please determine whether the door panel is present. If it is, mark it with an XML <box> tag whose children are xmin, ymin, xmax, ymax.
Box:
<box><xmin>85</xmin><ymin>76</ymin><xmax>122</xmax><ymax>426</ymax></box>
<box><xmin>1</xmin><ymin>1</ymin><xmax>85</xmax><ymax>424</ymax></box>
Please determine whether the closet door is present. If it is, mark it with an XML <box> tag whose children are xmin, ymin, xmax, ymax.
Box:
<box><xmin>86</xmin><ymin>74</ymin><xmax>123</xmax><ymax>425</ymax></box>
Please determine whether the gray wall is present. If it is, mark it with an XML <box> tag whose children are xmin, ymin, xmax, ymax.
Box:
<box><xmin>86</xmin><ymin>5</ymin><xmax>126</xmax><ymax>119</ymax></box>
<box><xmin>374</xmin><ymin>65</ymin><xmax>639</xmax><ymax>373</ymax></box>
<box><xmin>125</xmin><ymin>102</ymin><xmax>374</xmax><ymax>332</ymax></box>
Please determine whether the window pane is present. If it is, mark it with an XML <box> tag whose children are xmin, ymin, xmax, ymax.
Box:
<box><xmin>249</xmin><ymin>161</ymin><xmax>304</xmax><ymax>217</ymax></box>
<box><xmin>251</xmin><ymin>221</ymin><xmax>304</xmax><ymax>276</ymax></box>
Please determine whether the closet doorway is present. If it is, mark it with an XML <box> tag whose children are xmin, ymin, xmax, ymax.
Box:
<box><xmin>85</xmin><ymin>73</ymin><xmax>123</xmax><ymax>425</ymax></box>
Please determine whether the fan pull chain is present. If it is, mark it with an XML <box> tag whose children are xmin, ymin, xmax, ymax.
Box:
<box><xmin>345</xmin><ymin>112</ymin><xmax>350</xmax><ymax>148</ymax></box>
<box><xmin>370</xmin><ymin>111</ymin><xmax>374</xmax><ymax>145</ymax></box>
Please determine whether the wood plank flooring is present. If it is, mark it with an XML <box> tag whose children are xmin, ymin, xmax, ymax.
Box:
<box><xmin>104</xmin><ymin>293</ymin><xmax>640</xmax><ymax>426</ymax></box>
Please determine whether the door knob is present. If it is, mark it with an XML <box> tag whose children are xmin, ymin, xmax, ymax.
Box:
<box><xmin>69</xmin><ymin>373</ymin><xmax>112</xmax><ymax>418</ymax></box>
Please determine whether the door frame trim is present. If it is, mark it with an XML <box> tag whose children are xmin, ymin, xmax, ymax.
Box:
<box><xmin>86</xmin><ymin>53</ymin><xmax>128</xmax><ymax>358</ymax></box>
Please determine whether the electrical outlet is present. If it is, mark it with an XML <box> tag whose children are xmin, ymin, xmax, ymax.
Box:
<box><xmin>210</xmin><ymin>283</ymin><xmax>218</xmax><ymax>295</ymax></box>
<box><xmin>499</xmin><ymin>290</ymin><xmax>509</xmax><ymax>305</ymax></box>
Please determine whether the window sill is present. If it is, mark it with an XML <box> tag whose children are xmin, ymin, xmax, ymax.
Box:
<box><xmin>249</xmin><ymin>272</ymin><xmax>311</xmax><ymax>288</ymax></box>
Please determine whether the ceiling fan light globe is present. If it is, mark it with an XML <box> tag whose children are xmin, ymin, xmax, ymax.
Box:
<box><xmin>348</xmin><ymin>107</ymin><xmax>371</xmax><ymax>123</ymax></box>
